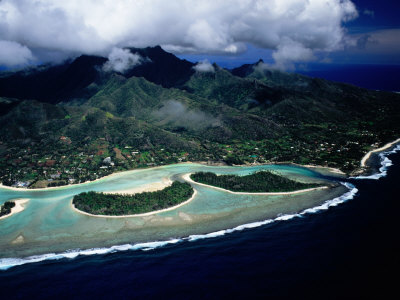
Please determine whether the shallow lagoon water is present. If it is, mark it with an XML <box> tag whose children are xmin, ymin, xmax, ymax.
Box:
<box><xmin>0</xmin><ymin>163</ymin><xmax>345</xmax><ymax>260</ymax></box>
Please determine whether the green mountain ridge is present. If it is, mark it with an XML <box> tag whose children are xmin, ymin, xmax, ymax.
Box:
<box><xmin>0</xmin><ymin>46</ymin><xmax>399</xmax><ymax>188</ymax></box>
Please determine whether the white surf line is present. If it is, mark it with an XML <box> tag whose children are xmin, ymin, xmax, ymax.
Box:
<box><xmin>352</xmin><ymin>144</ymin><xmax>400</xmax><ymax>180</ymax></box>
<box><xmin>0</xmin><ymin>182</ymin><xmax>358</xmax><ymax>271</ymax></box>
<box><xmin>360</xmin><ymin>138</ymin><xmax>400</xmax><ymax>167</ymax></box>
<box><xmin>71</xmin><ymin>189</ymin><xmax>198</xmax><ymax>218</ymax></box>
<box><xmin>0</xmin><ymin>199</ymin><xmax>29</xmax><ymax>220</ymax></box>
<box><xmin>182</xmin><ymin>173</ymin><xmax>328</xmax><ymax>195</ymax></box>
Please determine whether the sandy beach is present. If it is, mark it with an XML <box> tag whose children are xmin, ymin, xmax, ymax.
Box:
<box><xmin>0</xmin><ymin>170</ymin><xmax>127</xmax><ymax>192</ymax></box>
<box><xmin>0</xmin><ymin>199</ymin><xmax>29</xmax><ymax>220</ymax></box>
<box><xmin>1</xmin><ymin>137</ymin><xmax>400</xmax><ymax>194</ymax></box>
<box><xmin>71</xmin><ymin>189</ymin><xmax>198</xmax><ymax>218</ymax></box>
<box><xmin>298</xmin><ymin>164</ymin><xmax>346</xmax><ymax>175</ymax></box>
<box><xmin>360</xmin><ymin>138</ymin><xmax>400</xmax><ymax>167</ymax></box>
<box><xmin>104</xmin><ymin>178</ymin><xmax>172</xmax><ymax>195</ymax></box>
<box><xmin>182</xmin><ymin>173</ymin><xmax>328</xmax><ymax>195</ymax></box>
<box><xmin>0</xmin><ymin>160</ymin><xmax>341</xmax><ymax>192</ymax></box>
<box><xmin>0</xmin><ymin>162</ymin><xmax>200</xmax><ymax>192</ymax></box>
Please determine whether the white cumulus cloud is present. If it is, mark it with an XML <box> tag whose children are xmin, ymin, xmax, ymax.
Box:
<box><xmin>193</xmin><ymin>60</ymin><xmax>215</xmax><ymax>72</ymax></box>
<box><xmin>0</xmin><ymin>0</ymin><xmax>358</xmax><ymax>68</ymax></box>
<box><xmin>0</xmin><ymin>40</ymin><xmax>34</xmax><ymax>67</ymax></box>
<box><xmin>102</xmin><ymin>47</ymin><xmax>143</xmax><ymax>73</ymax></box>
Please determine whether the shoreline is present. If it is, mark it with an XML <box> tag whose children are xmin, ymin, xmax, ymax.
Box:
<box><xmin>182</xmin><ymin>173</ymin><xmax>329</xmax><ymax>195</ymax></box>
<box><xmin>291</xmin><ymin>164</ymin><xmax>345</xmax><ymax>175</ymax></box>
<box><xmin>0</xmin><ymin>161</ymin><xmax>343</xmax><ymax>192</ymax></box>
<box><xmin>0</xmin><ymin>183</ymin><xmax>350</xmax><ymax>262</ymax></box>
<box><xmin>360</xmin><ymin>138</ymin><xmax>400</xmax><ymax>167</ymax></box>
<box><xmin>0</xmin><ymin>199</ymin><xmax>29</xmax><ymax>220</ymax></box>
<box><xmin>71</xmin><ymin>189</ymin><xmax>198</xmax><ymax>218</ymax></box>
<box><xmin>2</xmin><ymin>136</ymin><xmax>399</xmax><ymax>193</ymax></box>
<box><xmin>0</xmin><ymin>162</ymin><xmax>194</xmax><ymax>192</ymax></box>
<box><xmin>103</xmin><ymin>178</ymin><xmax>172</xmax><ymax>195</ymax></box>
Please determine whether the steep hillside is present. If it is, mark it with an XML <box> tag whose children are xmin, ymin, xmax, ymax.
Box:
<box><xmin>125</xmin><ymin>46</ymin><xmax>195</xmax><ymax>88</ymax></box>
<box><xmin>0</xmin><ymin>56</ymin><xmax>107</xmax><ymax>103</ymax></box>
<box><xmin>0</xmin><ymin>46</ymin><xmax>399</xmax><ymax>188</ymax></box>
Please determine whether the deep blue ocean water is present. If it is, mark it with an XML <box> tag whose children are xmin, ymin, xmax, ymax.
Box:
<box><xmin>298</xmin><ymin>64</ymin><xmax>400</xmax><ymax>92</ymax></box>
<box><xmin>0</xmin><ymin>150</ymin><xmax>399</xmax><ymax>299</ymax></box>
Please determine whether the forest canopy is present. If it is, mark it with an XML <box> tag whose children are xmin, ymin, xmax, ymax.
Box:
<box><xmin>73</xmin><ymin>181</ymin><xmax>193</xmax><ymax>216</ymax></box>
<box><xmin>190</xmin><ymin>171</ymin><xmax>322</xmax><ymax>193</ymax></box>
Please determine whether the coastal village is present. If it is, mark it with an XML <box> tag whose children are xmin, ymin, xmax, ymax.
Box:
<box><xmin>0</xmin><ymin>126</ymin><xmax>382</xmax><ymax>188</ymax></box>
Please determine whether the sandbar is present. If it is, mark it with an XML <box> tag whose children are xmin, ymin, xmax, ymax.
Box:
<box><xmin>296</xmin><ymin>164</ymin><xmax>345</xmax><ymax>175</ymax></box>
<box><xmin>104</xmin><ymin>178</ymin><xmax>172</xmax><ymax>195</ymax></box>
<box><xmin>0</xmin><ymin>199</ymin><xmax>29</xmax><ymax>220</ymax></box>
<box><xmin>183</xmin><ymin>173</ymin><xmax>329</xmax><ymax>195</ymax></box>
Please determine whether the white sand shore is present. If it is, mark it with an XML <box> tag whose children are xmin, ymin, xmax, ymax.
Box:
<box><xmin>291</xmin><ymin>163</ymin><xmax>346</xmax><ymax>175</ymax></box>
<box><xmin>71</xmin><ymin>189</ymin><xmax>198</xmax><ymax>218</ymax></box>
<box><xmin>0</xmin><ymin>199</ymin><xmax>29</xmax><ymax>220</ymax></box>
<box><xmin>183</xmin><ymin>173</ymin><xmax>328</xmax><ymax>195</ymax></box>
<box><xmin>0</xmin><ymin>162</ymin><xmax>196</xmax><ymax>192</ymax></box>
<box><xmin>104</xmin><ymin>178</ymin><xmax>172</xmax><ymax>195</ymax></box>
<box><xmin>6</xmin><ymin>139</ymin><xmax>397</xmax><ymax>194</ymax></box>
<box><xmin>0</xmin><ymin>171</ymin><xmax>125</xmax><ymax>192</ymax></box>
<box><xmin>360</xmin><ymin>138</ymin><xmax>400</xmax><ymax>167</ymax></box>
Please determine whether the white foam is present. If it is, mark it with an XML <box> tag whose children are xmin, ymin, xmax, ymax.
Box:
<box><xmin>0</xmin><ymin>239</ymin><xmax>183</xmax><ymax>270</ymax></box>
<box><xmin>352</xmin><ymin>144</ymin><xmax>400</xmax><ymax>180</ymax></box>
<box><xmin>0</xmin><ymin>182</ymin><xmax>367</xmax><ymax>271</ymax></box>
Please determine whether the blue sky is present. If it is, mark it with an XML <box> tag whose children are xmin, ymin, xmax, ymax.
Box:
<box><xmin>0</xmin><ymin>1</ymin><xmax>398</xmax><ymax>70</ymax></box>
<box><xmin>178</xmin><ymin>0</ymin><xmax>400</xmax><ymax>68</ymax></box>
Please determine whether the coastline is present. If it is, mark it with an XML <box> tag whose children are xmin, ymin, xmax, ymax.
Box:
<box><xmin>70</xmin><ymin>189</ymin><xmax>198</xmax><ymax>218</ymax></box>
<box><xmin>0</xmin><ymin>162</ymin><xmax>197</xmax><ymax>192</ymax></box>
<box><xmin>103</xmin><ymin>178</ymin><xmax>172</xmax><ymax>195</ymax></box>
<box><xmin>182</xmin><ymin>173</ymin><xmax>329</xmax><ymax>195</ymax></box>
<box><xmin>292</xmin><ymin>164</ymin><xmax>346</xmax><ymax>175</ymax></box>
<box><xmin>0</xmin><ymin>160</ymin><xmax>343</xmax><ymax>192</ymax></box>
<box><xmin>0</xmin><ymin>199</ymin><xmax>29</xmax><ymax>220</ymax></box>
<box><xmin>1</xmin><ymin>137</ymin><xmax>399</xmax><ymax>193</ymax></box>
<box><xmin>3</xmin><ymin>138</ymin><xmax>400</xmax><ymax>265</ymax></box>
<box><xmin>0</xmin><ymin>183</ymin><xmax>351</xmax><ymax>264</ymax></box>
<box><xmin>360</xmin><ymin>138</ymin><xmax>400</xmax><ymax>167</ymax></box>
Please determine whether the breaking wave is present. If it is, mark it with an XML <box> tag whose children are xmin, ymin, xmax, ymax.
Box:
<box><xmin>3</xmin><ymin>141</ymin><xmax>399</xmax><ymax>271</ymax></box>
<box><xmin>352</xmin><ymin>144</ymin><xmax>400</xmax><ymax>180</ymax></box>
<box><xmin>0</xmin><ymin>183</ymin><xmax>358</xmax><ymax>271</ymax></box>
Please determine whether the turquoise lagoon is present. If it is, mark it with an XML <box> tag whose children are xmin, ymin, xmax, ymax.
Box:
<box><xmin>0</xmin><ymin>163</ymin><xmax>347</xmax><ymax>259</ymax></box>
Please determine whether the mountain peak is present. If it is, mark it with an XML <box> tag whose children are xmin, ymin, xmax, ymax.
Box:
<box><xmin>124</xmin><ymin>46</ymin><xmax>195</xmax><ymax>88</ymax></box>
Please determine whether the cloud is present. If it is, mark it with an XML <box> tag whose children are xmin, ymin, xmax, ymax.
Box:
<box><xmin>102</xmin><ymin>47</ymin><xmax>143</xmax><ymax>73</ymax></box>
<box><xmin>153</xmin><ymin>100</ymin><xmax>220</xmax><ymax>130</ymax></box>
<box><xmin>354</xmin><ymin>29</ymin><xmax>400</xmax><ymax>54</ymax></box>
<box><xmin>0</xmin><ymin>40</ymin><xmax>34</xmax><ymax>67</ymax></box>
<box><xmin>272</xmin><ymin>39</ymin><xmax>316</xmax><ymax>70</ymax></box>
<box><xmin>0</xmin><ymin>0</ymin><xmax>358</xmax><ymax>68</ymax></box>
<box><xmin>329</xmin><ymin>29</ymin><xmax>400</xmax><ymax>64</ymax></box>
<box><xmin>193</xmin><ymin>60</ymin><xmax>215</xmax><ymax>72</ymax></box>
<box><xmin>363</xmin><ymin>9</ymin><xmax>375</xmax><ymax>18</ymax></box>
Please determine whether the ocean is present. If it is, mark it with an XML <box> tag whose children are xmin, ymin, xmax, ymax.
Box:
<box><xmin>0</xmin><ymin>146</ymin><xmax>399</xmax><ymax>299</ymax></box>
<box><xmin>298</xmin><ymin>64</ymin><xmax>400</xmax><ymax>92</ymax></box>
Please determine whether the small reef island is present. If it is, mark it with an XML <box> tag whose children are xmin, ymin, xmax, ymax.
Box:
<box><xmin>0</xmin><ymin>199</ymin><xmax>29</xmax><ymax>220</ymax></box>
<box><xmin>72</xmin><ymin>171</ymin><xmax>326</xmax><ymax>216</ymax></box>
<box><xmin>73</xmin><ymin>181</ymin><xmax>194</xmax><ymax>216</ymax></box>
<box><xmin>189</xmin><ymin>171</ymin><xmax>323</xmax><ymax>193</ymax></box>
<box><xmin>0</xmin><ymin>201</ymin><xmax>15</xmax><ymax>217</ymax></box>
<box><xmin>0</xmin><ymin>46</ymin><xmax>399</xmax><ymax>264</ymax></box>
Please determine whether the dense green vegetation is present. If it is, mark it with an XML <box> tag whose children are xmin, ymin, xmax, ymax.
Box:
<box><xmin>73</xmin><ymin>181</ymin><xmax>194</xmax><ymax>215</ymax></box>
<box><xmin>1</xmin><ymin>46</ymin><xmax>400</xmax><ymax>188</ymax></box>
<box><xmin>190</xmin><ymin>171</ymin><xmax>322</xmax><ymax>193</ymax></box>
<box><xmin>0</xmin><ymin>201</ymin><xmax>16</xmax><ymax>217</ymax></box>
